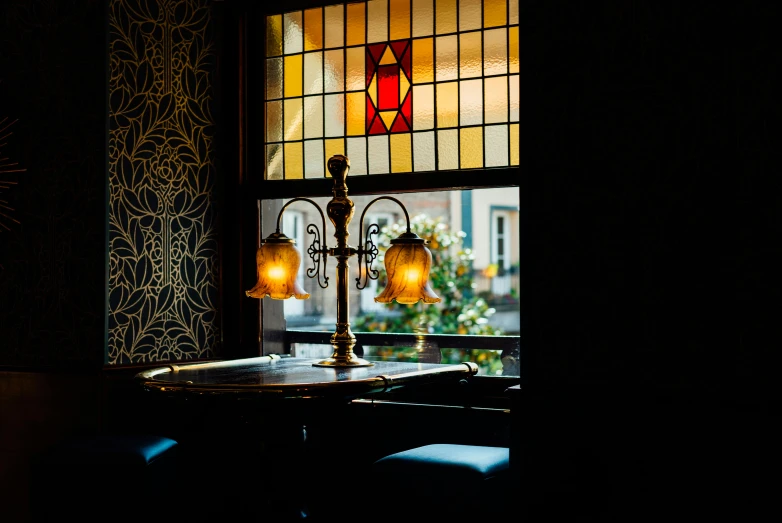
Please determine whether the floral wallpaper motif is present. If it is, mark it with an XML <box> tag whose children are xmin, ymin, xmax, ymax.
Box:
<box><xmin>108</xmin><ymin>0</ymin><xmax>219</xmax><ymax>363</ymax></box>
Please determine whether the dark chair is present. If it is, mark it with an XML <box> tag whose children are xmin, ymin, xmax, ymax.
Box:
<box><xmin>30</xmin><ymin>432</ymin><xmax>179</xmax><ymax>522</ymax></box>
<box><xmin>371</xmin><ymin>443</ymin><xmax>512</xmax><ymax>520</ymax></box>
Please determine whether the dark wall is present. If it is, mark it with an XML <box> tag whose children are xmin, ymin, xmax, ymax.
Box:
<box><xmin>522</xmin><ymin>2</ymin><xmax>779</xmax><ymax>519</ymax></box>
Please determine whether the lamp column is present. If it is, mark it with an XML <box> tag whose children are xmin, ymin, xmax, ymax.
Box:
<box><xmin>316</xmin><ymin>155</ymin><xmax>372</xmax><ymax>367</ymax></box>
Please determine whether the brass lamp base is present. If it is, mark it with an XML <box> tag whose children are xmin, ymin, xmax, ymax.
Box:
<box><xmin>313</xmin><ymin>354</ymin><xmax>374</xmax><ymax>367</ymax></box>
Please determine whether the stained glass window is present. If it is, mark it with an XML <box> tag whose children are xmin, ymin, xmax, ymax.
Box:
<box><xmin>264</xmin><ymin>0</ymin><xmax>520</xmax><ymax>179</ymax></box>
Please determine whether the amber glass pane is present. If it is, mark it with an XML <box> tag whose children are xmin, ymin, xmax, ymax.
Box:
<box><xmin>346</xmin><ymin>92</ymin><xmax>365</xmax><ymax>135</ymax></box>
<box><xmin>509</xmin><ymin>74</ymin><xmax>519</xmax><ymax>122</ymax></box>
<box><xmin>435</xmin><ymin>0</ymin><xmax>457</xmax><ymax>34</ymax></box>
<box><xmin>437</xmin><ymin>129</ymin><xmax>458</xmax><ymax>169</ymax></box>
<box><xmin>304</xmin><ymin>8</ymin><xmax>323</xmax><ymax>51</ymax></box>
<box><xmin>412</xmin><ymin>38</ymin><xmax>434</xmax><ymax>84</ymax></box>
<box><xmin>390</xmin><ymin>133</ymin><xmax>412</xmax><ymax>173</ymax></box>
<box><xmin>459</xmin><ymin>79</ymin><xmax>482</xmax><ymax>126</ymax></box>
<box><xmin>509</xmin><ymin>26</ymin><xmax>519</xmax><ymax>74</ymax></box>
<box><xmin>325</xmin><ymin>5</ymin><xmax>345</xmax><ymax>48</ymax></box>
<box><xmin>413</xmin><ymin>84</ymin><xmax>434</xmax><ymax>130</ymax></box>
<box><xmin>484</xmin><ymin>28</ymin><xmax>507</xmax><ymax>76</ymax></box>
<box><xmin>459</xmin><ymin>32</ymin><xmax>482</xmax><ymax>79</ymax></box>
<box><xmin>284</xmin><ymin>98</ymin><xmax>303</xmax><ymax>141</ymax></box>
<box><xmin>324</xmin><ymin>49</ymin><xmax>344</xmax><ymax>92</ymax></box>
<box><xmin>267</xmin><ymin>58</ymin><xmax>283</xmax><ymax>99</ymax></box>
<box><xmin>368</xmin><ymin>135</ymin><xmax>390</xmax><ymax>174</ymax></box>
<box><xmin>326</xmin><ymin>138</ymin><xmax>347</xmax><ymax>174</ymax></box>
<box><xmin>346</xmin><ymin>2</ymin><xmax>366</xmax><ymax>46</ymax></box>
<box><xmin>436</xmin><ymin>82</ymin><xmax>458</xmax><ymax>128</ymax></box>
<box><xmin>412</xmin><ymin>0</ymin><xmax>433</xmax><ymax>37</ymax></box>
<box><xmin>390</xmin><ymin>0</ymin><xmax>411</xmax><ymax>41</ymax></box>
<box><xmin>283</xmin><ymin>12</ymin><xmax>303</xmax><ymax>55</ymax></box>
<box><xmin>266</xmin><ymin>101</ymin><xmax>283</xmax><ymax>142</ymax></box>
<box><xmin>284</xmin><ymin>55</ymin><xmax>303</xmax><ymax>97</ymax></box>
<box><xmin>324</xmin><ymin>94</ymin><xmax>344</xmax><ymax>136</ymax></box>
<box><xmin>303</xmin><ymin>96</ymin><xmax>323</xmax><ymax>138</ymax></box>
<box><xmin>304</xmin><ymin>140</ymin><xmax>324</xmax><ymax>178</ymax></box>
<box><xmin>304</xmin><ymin>52</ymin><xmax>323</xmax><ymax>95</ymax></box>
<box><xmin>367</xmin><ymin>0</ymin><xmax>388</xmax><ymax>43</ymax></box>
<box><xmin>267</xmin><ymin>15</ymin><xmax>283</xmax><ymax>57</ymax></box>
<box><xmin>267</xmin><ymin>144</ymin><xmax>283</xmax><ymax>179</ymax></box>
<box><xmin>509</xmin><ymin>0</ymin><xmax>519</xmax><ymax>24</ymax></box>
<box><xmin>413</xmin><ymin>131</ymin><xmax>436</xmax><ymax>171</ymax></box>
<box><xmin>484</xmin><ymin>0</ymin><xmax>507</xmax><ymax>28</ymax></box>
<box><xmin>284</xmin><ymin>142</ymin><xmax>304</xmax><ymax>179</ymax></box>
<box><xmin>485</xmin><ymin>124</ymin><xmax>508</xmax><ymax>167</ymax></box>
<box><xmin>484</xmin><ymin>76</ymin><xmax>508</xmax><ymax>124</ymax></box>
<box><xmin>346</xmin><ymin>47</ymin><xmax>365</xmax><ymax>90</ymax></box>
<box><xmin>510</xmin><ymin>123</ymin><xmax>519</xmax><ymax>165</ymax></box>
<box><xmin>346</xmin><ymin>137</ymin><xmax>367</xmax><ymax>175</ymax></box>
<box><xmin>459</xmin><ymin>0</ymin><xmax>481</xmax><ymax>31</ymax></box>
<box><xmin>460</xmin><ymin>127</ymin><xmax>483</xmax><ymax>168</ymax></box>
<box><xmin>435</xmin><ymin>35</ymin><xmax>457</xmax><ymax>81</ymax></box>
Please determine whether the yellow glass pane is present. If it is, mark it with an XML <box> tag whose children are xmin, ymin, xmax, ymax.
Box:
<box><xmin>435</xmin><ymin>0</ymin><xmax>457</xmax><ymax>34</ymax></box>
<box><xmin>510</xmin><ymin>123</ymin><xmax>519</xmax><ymax>165</ymax></box>
<box><xmin>324</xmin><ymin>50</ymin><xmax>344</xmax><ymax>93</ymax></box>
<box><xmin>303</xmin><ymin>96</ymin><xmax>323</xmax><ymax>139</ymax></box>
<box><xmin>266</xmin><ymin>101</ymin><xmax>283</xmax><ymax>142</ymax></box>
<box><xmin>346</xmin><ymin>2</ymin><xmax>366</xmax><ymax>46</ymax></box>
<box><xmin>266</xmin><ymin>143</ymin><xmax>283</xmax><ymax>179</ymax></box>
<box><xmin>459</xmin><ymin>79</ymin><xmax>482</xmax><ymax>126</ymax></box>
<box><xmin>484</xmin><ymin>76</ymin><xmax>508</xmax><ymax>124</ymax></box>
<box><xmin>390</xmin><ymin>133</ymin><xmax>412</xmax><ymax>173</ymax></box>
<box><xmin>368</xmin><ymin>0</ymin><xmax>388</xmax><ymax>44</ymax></box>
<box><xmin>304</xmin><ymin>140</ymin><xmax>324</xmax><ymax>178</ymax></box>
<box><xmin>346</xmin><ymin>47</ymin><xmax>365</xmax><ymax>91</ymax></box>
<box><xmin>325</xmin><ymin>139</ymin><xmax>346</xmax><ymax>175</ymax></box>
<box><xmin>413</xmin><ymin>131</ymin><xmax>435</xmax><ymax>171</ymax></box>
<box><xmin>412</xmin><ymin>0</ymin><xmax>434</xmax><ymax>37</ymax></box>
<box><xmin>412</xmin><ymin>38</ymin><xmax>434</xmax><ymax>84</ymax></box>
<box><xmin>412</xmin><ymin>84</ymin><xmax>434</xmax><ymax>130</ymax></box>
<box><xmin>346</xmin><ymin>137</ymin><xmax>367</xmax><ymax>175</ymax></box>
<box><xmin>509</xmin><ymin>0</ymin><xmax>519</xmax><ymax>24</ymax></box>
<box><xmin>459</xmin><ymin>32</ymin><xmax>482</xmax><ymax>79</ymax></box>
<box><xmin>325</xmin><ymin>5</ymin><xmax>344</xmax><ymax>48</ymax></box>
<box><xmin>380</xmin><ymin>111</ymin><xmax>396</xmax><ymax>129</ymax></box>
<box><xmin>437</xmin><ymin>129</ymin><xmax>458</xmax><ymax>170</ymax></box>
<box><xmin>484</xmin><ymin>28</ymin><xmax>507</xmax><ymax>76</ymax></box>
<box><xmin>304</xmin><ymin>52</ymin><xmax>323</xmax><ymax>95</ymax></box>
<box><xmin>267</xmin><ymin>15</ymin><xmax>283</xmax><ymax>57</ymax></box>
<box><xmin>436</xmin><ymin>82</ymin><xmax>458</xmax><ymax>128</ymax></box>
<box><xmin>435</xmin><ymin>35</ymin><xmax>457</xmax><ymax>81</ymax></box>
<box><xmin>266</xmin><ymin>58</ymin><xmax>283</xmax><ymax>99</ymax></box>
<box><xmin>284</xmin><ymin>98</ymin><xmax>303</xmax><ymax>141</ymax></box>
<box><xmin>304</xmin><ymin>8</ymin><xmax>322</xmax><ymax>51</ymax></box>
<box><xmin>509</xmin><ymin>74</ymin><xmax>519</xmax><ymax>122</ymax></box>
<box><xmin>485</xmin><ymin>124</ymin><xmax>508</xmax><ymax>167</ymax></box>
<box><xmin>390</xmin><ymin>0</ymin><xmax>411</xmax><ymax>41</ymax></box>
<box><xmin>346</xmin><ymin>92</ymin><xmax>365</xmax><ymax>136</ymax></box>
<box><xmin>283</xmin><ymin>12</ymin><xmax>303</xmax><ymax>55</ymax></box>
<box><xmin>284</xmin><ymin>142</ymin><xmax>304</xmax><ymax>179</ymax></box>
<box><xmin>284</xmin><ymin>55</ymin><xmax>303</xmax><ymax>98</ymax></box>
<box><xmin>509</xmin><ymin>26</ymin><xmax>519</xmax><ymax>74</ymax></box>
<box><xmin>459</xmin><ymin>0</ymin><xmax>481</xmax><ymax>32</ymax></box>
<box><xmin>484</xmin><ymin>0</ymin><xmax>507</xmax><ymax>28</ymax></box>
<box><xmin>460</xmin><ymin>127</ymin><xmax>483</xmax><ymax>168</ymax></box>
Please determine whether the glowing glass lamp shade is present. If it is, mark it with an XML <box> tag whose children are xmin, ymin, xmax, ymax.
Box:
<box><xmin>375</xmin><ymin>232</ymin><xmax>441</xmax><ymax>305</ymax></box>
<box><xmin>245</xmin><ymin>232</ymin><xmax>309</xmax><ymax>300</ymax></box>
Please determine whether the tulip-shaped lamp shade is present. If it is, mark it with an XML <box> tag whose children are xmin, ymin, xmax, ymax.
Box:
<box><xmin>375</xmin><ymin>232</ymin><xmax>441</xmax><ymax>305</ymax></box>
<box><xmin>245</xmin><ymin>232</ymin><xmax>310</xmax><ymax>300</ymax></box>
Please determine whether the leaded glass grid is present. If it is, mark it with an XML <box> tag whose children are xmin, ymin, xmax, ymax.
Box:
<box><xmin>264</xmin><ymin>0</ymin><xmax>520</xmax><ymax>179</ymax></box>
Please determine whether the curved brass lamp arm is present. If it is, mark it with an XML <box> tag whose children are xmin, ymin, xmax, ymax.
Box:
<box><xmin>277</xmin><ymin>197</ymin><xmax>329</xmax><ymax>288</ymax></box>
<box><xmin>355</xmin><ymin>196</ymin><xmax>412</xmax><ymax>289</ymax></box>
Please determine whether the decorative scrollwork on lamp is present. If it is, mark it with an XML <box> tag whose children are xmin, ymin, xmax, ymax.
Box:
<box><xmin>246</xmin><ymin>154</ymin><xmax>441</xmax><ymax>368</ymax></box>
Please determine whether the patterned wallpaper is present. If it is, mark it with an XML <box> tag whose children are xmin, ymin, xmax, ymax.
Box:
<box><xmin>108</xmin><ymin>0</ymin><xmax>220</xmax><ymax>364</ymax></box>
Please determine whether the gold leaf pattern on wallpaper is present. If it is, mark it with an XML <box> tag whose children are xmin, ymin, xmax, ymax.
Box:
<box><xmin>108</xmin><ymin>0</ymin><xmax>219</xmax><ymax>364</ymax></box>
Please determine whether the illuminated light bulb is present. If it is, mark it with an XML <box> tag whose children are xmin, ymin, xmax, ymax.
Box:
<box><xmin>375</xmin><ymin>232</ymin><xmax>440</xmax><ymax>305</ymax></box>
<box><xmin>245</xmin><ymin>232</ymin><xmax>309</xmax><ymax>300</ymax></box>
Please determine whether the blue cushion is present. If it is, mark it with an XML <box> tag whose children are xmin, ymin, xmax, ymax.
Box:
<box><xmin>51</xmin><ymin>433</ymin><xmax>178</xmax><ymax>467</ymax></box>
<box><xmin>373</xmin><ymin>443</ymin><xmax>509</xmax><ymax>482</ymax></box>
